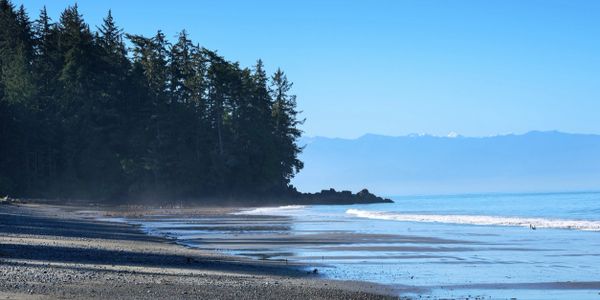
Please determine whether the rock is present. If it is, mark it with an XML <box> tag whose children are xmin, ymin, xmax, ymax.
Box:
<box><xmin>298</xmin><ymin>188</ymin><xmax>393</xmax><ymax>205</ymax></box>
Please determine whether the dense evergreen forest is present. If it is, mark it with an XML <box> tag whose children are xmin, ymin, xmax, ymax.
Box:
<box><xmin>0</xmin><ymin>2</ymin><xmax>305</xmax><ymax>201</ymax></box>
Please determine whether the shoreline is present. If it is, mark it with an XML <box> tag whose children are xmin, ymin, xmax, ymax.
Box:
<box><xmin>4</xmin><ymin>198</ymin><xmax>599</xmax><ymax>299</ymax></box>
<box><xmin>0</xmin><ymin>187</ymin><xmax>393</xmax><ymax>209</ymax></box>
<box><xmin>0</xmin><ymin>201</ymin><xmax>407</xmax><ymax>299</ymax></box>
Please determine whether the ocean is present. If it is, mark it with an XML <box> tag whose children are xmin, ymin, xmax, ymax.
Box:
<box><xmin>126</xmin><ymin>191</ymin><xmax>600</xmax><ymax>299</ymax></box>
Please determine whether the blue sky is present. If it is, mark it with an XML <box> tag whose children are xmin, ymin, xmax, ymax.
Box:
<box><xmin>17</xmin><ymin>0</ymin><xmax>600</xmax><ymax>138</ymax></box>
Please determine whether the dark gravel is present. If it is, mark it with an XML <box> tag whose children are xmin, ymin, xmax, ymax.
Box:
<box><xmin>0</xmin><ymin>203</ymin><xmax>409</xmax><ymax>299</ymax></box>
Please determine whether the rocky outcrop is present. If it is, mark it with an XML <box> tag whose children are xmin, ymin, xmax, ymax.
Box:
<box><xmin>298</xmin><ymin>188</ymin><xmax>393</xmax><ymax>205</ymax></box>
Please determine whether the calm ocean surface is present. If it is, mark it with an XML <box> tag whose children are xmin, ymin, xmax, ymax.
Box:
<box><xmin>129</xmin><ymin>192</ymin><xmax>600</xmax><ymax>299</ymax></box>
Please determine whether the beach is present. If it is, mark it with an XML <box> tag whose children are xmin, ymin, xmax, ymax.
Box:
<box><xmin>0</xmin><ymin>202</ymin><xmax>403</xmax><ymax>300</ymax></box>
<box><xmin>110</xmin><ymin>192</ymin><xmax>600</xmax><ymax>299</ymax></box>
<box><xmin>3</xmin><ymin>192</ymin><xmax>600</xmax><ymax>300</ymax></box>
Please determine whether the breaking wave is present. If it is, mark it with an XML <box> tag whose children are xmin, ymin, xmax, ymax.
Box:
<box><xmin>232</xmin><ymin>205</ymin><xmax>307</xmax><ymax>216</ymax></box>
<box><xmin>346</xmin><ymin>209</ymin><xmax>600</xmax><ymax>231</ymax></box>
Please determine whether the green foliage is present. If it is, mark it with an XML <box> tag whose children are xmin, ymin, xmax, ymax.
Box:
<box><xmin>0</xmin><ymin>1</ymin><xmax>303</xmax><ymax>201</ymax></box>
<box><xmin>270</xmin><ymin>69</ymin><xmax>305</xmax><ymax>191</ymax></box>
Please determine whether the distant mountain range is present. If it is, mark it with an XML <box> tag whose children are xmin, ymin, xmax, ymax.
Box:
<box><xmin>292</xmin><ymin>131</ymin><xmax>600</xmax><ymax>196</ymax></box>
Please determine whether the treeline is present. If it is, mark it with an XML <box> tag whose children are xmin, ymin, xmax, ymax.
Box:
<box><xmin>0</xmin><ymin>1</ymin><xmax>303</xmax><ymax>201</ymax></box>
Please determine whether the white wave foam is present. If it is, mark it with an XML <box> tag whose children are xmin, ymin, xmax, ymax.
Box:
<box><xmin>232</xmin><ymin>205</ymin><xmax>307</xmax><ymax>216</ymax></box>
<box><xmin>95</xmin><ymin>217</ymin><xmax>129</xmax><ymax>223</ymax></box>
<box><xmin>346</xmin><ymin>209</ymin><xmax>600</xmax><ymax>231</ymax></box>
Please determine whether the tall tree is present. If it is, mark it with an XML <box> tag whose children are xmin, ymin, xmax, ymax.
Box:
<box><xmin>56</xmin><ymin>4</ymin><xmax>106</xmax><ymax>197</ymax></box>
<box><xmin>0</xmin><ymin>2</ymin><xmax>307</xmax><ymax>201</ymax></box>
<box><xmin>89</xmin><ymin>10</ymin><xmax>131</xmax><ymax>198</ymax></box>
<box><xmin>231</xmin><ymin>60</ymin><xmax>277</xmax><ymax>192</ymax></box>
<box><xmin>1</xmin><ymin>2</ymin><xmax>36</xmax><ymax>106</ymax></box>
<box><xmin>168</xmin><ymin>31</ymin><xmax>211</xmax><ymax>195</ymax></box>
<box><xmin>31</xmin><ymin>6</ymin><xmax>62</xmax><ymax>194</ymax></box>
<box><xmin>128</xmin><ymin>31</ymin><xmax>174</xmax><ymax>195</ymax></box>
<box><xmin>205</xmin><ymin>51</ymin><xmax>240</xmax><ymax>191</ymax></box>
<box><xmin>170</xmin><ymin>30</ymin><xmax>196</xmax><ymax>104</ymax></box>
<box><xmin>0</xmin><ymin>1</ymin><xmax>37</xmax><ymax>195</ymax></box>
<box><xmin>0</xmin><ymin>0</ymin><xmax>15</xmax><ymax>193</ymax></box>
<box><xmin>270</xmin><ymin>69</ymin><xmax>304</xmax><ymax>190</ymax></box>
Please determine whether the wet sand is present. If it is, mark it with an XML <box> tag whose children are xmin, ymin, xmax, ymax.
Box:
<box><xmin>0</xmin><ymin>202</ymin><xmax>409</xmax><ymax>299</ymax></box>
<box><xmin>3</xmin><ymin>201</ymin><xmax>599</xmax><ymax>299</ymax></box>
<box><xmin>122</xmin><ymin>203</ymin><xmax>600</xmax><ymax>299</ymax></box>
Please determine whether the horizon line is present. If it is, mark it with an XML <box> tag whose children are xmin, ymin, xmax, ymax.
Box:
<box><xmin>302</xmin><ymin>130</ymin><xmax>600</xmax><ymax>140</ymax></box>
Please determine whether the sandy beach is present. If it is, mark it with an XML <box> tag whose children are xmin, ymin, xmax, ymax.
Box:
<box><xmin>3</xmin><ymin>199</ymin><xmax>600</xmax><ymax>300</ymax></box>
<box><xmin>0</xmin><ymin>201</ymin><xmax>408</xmax><ymax>300</ymax></box>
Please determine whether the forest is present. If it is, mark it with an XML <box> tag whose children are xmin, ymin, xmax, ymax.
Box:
<box><xmin>0</xmin><ymin>1</ymin><xmax>305</xmax><ymax>201</ymax></box>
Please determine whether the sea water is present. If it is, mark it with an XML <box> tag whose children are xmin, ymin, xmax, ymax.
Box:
<box><xmin>131</xmin><ymin>192</ymin><xmax>600</xmax><ymax>299</ymax></box>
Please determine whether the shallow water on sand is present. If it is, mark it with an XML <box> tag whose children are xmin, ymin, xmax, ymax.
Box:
<box><xmin>125</xmin><ymin>192</ymin><xmax>600</xmax><ymax>299</ymax></box>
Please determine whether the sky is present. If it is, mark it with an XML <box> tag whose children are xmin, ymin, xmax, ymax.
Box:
<box><xmin>17</xmin><ymin>0</ymin><xmax>600</xmax><ymax>138</ymax></box>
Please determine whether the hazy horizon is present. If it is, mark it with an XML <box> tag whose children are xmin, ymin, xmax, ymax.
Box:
<box><xmin>301</xmin><ymin>129</ymin><xmax>600</xmax><ymax>140</ymax></box>
<box><xmin>293</xmin><ymin>131</ymin><xmax>600</xmax><ymax>196</ymax></box>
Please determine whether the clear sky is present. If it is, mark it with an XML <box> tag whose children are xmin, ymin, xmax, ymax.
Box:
<box><xmin>17</xmin><ymin>0</ymin><xmax>600</xmax><ymax>138</ymax></box>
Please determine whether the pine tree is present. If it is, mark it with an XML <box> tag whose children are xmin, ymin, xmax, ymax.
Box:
<box><xmin>1</xmin><ymin>2</ymin><xmax>307</xmax><ymax>201</ymax></box>
<box><xmin>168</xmin><ymin>31</ymin><xmax>212</xmax><ymax>195</ymax></box>
<box><xmin>205</xmin><ymin>51</ymin><xmax>240</xmax><ymax>191</ymax></box>
<box><xmin>56</xmin><ymin>4</ymin><xmax>110</xmax><ymax>198</ymax></box>
<box><xmin>128</xmin><ymin>31</ymin><xmax>174</xmax><ymax>195</ymax></box>
<box><xmin>170</xmin><ymin>30</ymin><xmax>196</xmax><ymax>104</ymax></box>
<box><xmin>97</xmin><ymin>9</ymin><xmax>129</xmax><ymax>111</ymax></box>
<box><xmin>1</xmin><ymin>2</ymin><xmax>36</xmax><ymax>106</ymax></box>
<box><xmin>57</xmin><ymin>4</ymin><xmax>96</xmax><ymax>117</ymax></box>
<box><xmin>31</xmin><ymin>6</ymin><xmax>62</xmax><ymax>193</ymax></box>
<box><xmin>0</xmin><ymin>0</ymin><xmax>14</xmax><ymax>194</ymax></box>
<box><xmin>97</xmin><ymin>9</ymin><xmax>129</xmax><ymax>125</ymax></box>
<box><xmin>230</xmin><ymin>60</ymin><xmax>277</xmax><ymax>192</ymax></box>
<box><xmin>34</xmin><ymin>6</ymin><xmax>60</xmax><ymax>98</ymax></box>
<box><xmin>88</xmin><ymin>10</ymin><xmax>132</xmax><ymax>199</ymax></box>
<box><xmin>0</xmin><ymin>1</ymin><xmax>38</xmax><ymax>195</ymax></box>
<box><xmin>270</xmin><ymin>69</ymin><xmax>304</xmax><ymax>190</ymax></box>
<box><xmin>15</xmin><ymin>5</ymin><xmax>33</xmax><ymax>59</ymax></box>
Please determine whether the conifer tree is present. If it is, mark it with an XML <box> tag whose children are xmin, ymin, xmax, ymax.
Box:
<box><xmin>0</xmin><ymin>2</ymin><xmax>307</xmax><ymax>201</ymax></box>
<box><xmin>32</xmin><ymin>7</ymin><xmax>62</xmax><ymax>192</ymax></box>
<box><xmin>271</xmin><ymin>69</ymin><xmax>304</xmax><ymax>189</ymax></box>
<box><xmin>170</xmin><ymin>30</ymin><xmax>196</xmax><ymax>104</ymax></box>
<box><xmin>0</xmin><ymin>1</ymin><xmax>38</xmax><ymax>194</ymax></box>
<box><xmin>56</xmin><ymin>4</ymin><xmax>111</xmax><ymax>197</ymax></box>
<box><xmin>128</xmin><ymin>31</ymin><xmax>174</xmax><ymax>194</ymax></box>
